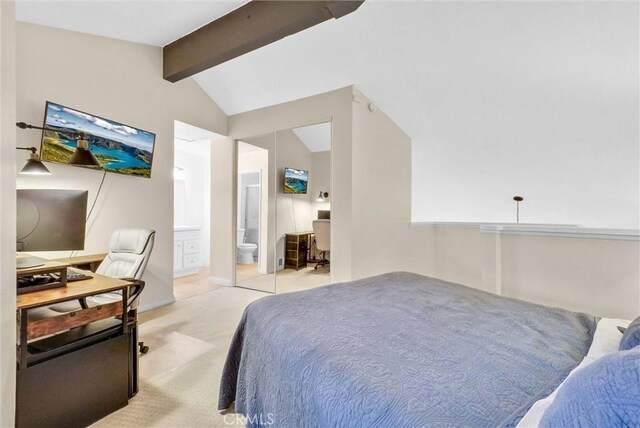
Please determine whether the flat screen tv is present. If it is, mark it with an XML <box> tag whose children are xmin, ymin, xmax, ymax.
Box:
<box><xmin>40</xmin><ymin>101</ymin><xmax>156</xmax><ymax>178</ymax></box>
<box><xmin>284</xmin><ymin>167</ymin><xmax>308</xmax><ymax>194</ymax></box>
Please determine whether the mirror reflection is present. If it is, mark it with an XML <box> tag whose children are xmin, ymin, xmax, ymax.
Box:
<box><xmin>235</xmin><ymin>133</ymin><xmax>276</xmax><ymax>293</ymax></box>
<box><xmin>275</xmin><ymin>122</ymin><xmax>332</xmax><ymax>293</ymax></box>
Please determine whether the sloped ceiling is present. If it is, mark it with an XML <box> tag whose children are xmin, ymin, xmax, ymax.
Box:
<box><xmin>16</xmin><ymin>1</ymin><xmax>636</xmax><ymax>147</ymax></box>
<box><xmin>292</xmin><ymin>122</ymin><xmax>331</xmax><ymax>153</ymax></box>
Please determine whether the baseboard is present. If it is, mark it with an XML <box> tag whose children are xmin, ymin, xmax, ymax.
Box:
<box><xmin>209</xmin><ymin>276</ymin><xmax>232</xmax><ymax>287</ymax></box>
<box><xmin>138</xmin><ymin>296</ymin><xmax>176</xmax><ymax>313</ymax></box>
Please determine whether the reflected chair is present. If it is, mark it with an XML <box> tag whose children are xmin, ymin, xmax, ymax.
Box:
<box><xmin>312</xmin><ymin>220</ymin><xmax>330</xmax><ymax>270</ymax></box>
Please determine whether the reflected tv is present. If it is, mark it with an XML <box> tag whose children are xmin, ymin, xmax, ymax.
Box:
<box><xmin>40</xmin><ymin>101</ymin><xmax>156</xmax><ymax>178</ymax></box>
<box><xmin>284</xmin><ymin>167</ymin><xmax>308</xmax><ymax>194</ymax></box>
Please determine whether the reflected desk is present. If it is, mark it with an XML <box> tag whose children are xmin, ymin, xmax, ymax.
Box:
<box><xmin>16</xmin><ymin>269</ymin><xmax>136</xmax><ymax>428</ymax></box>
<box><xmin>285</xmin><ymin>231</ymin><xmax>313</xmax><ymax>270</ymax></box>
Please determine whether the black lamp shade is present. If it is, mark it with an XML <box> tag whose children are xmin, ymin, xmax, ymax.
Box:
<box><xmin>20</xmin><ymin>154</ymin><xmax>51</xmax><ymax>175</ymax></box>
<box><xmin>68</xmin><ymin>140</ymin><xmax>101</xmax><ymax>166</ymax></box>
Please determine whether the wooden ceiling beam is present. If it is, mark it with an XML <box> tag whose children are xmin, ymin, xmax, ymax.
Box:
<box><xmin>163</xmin><ymin>0</ymin><xmax>365</xmax><ymax>83</ymax></box>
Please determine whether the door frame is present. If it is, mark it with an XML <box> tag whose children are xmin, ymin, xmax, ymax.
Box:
<box><xmin>237</xmin><ymin>170</ymin><xmax>263</xmax><ymax>273</ymax></box>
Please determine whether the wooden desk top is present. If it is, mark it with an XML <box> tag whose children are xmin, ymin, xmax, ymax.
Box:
<box><xmin>17</xmin><ymin>274</ymin><xmax>132</xmax><ymax>310</ymax></box>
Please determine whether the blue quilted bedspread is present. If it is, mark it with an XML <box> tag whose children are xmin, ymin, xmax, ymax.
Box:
<box><xmin>219</xmin><ymin>272</ymin><xmax>597</xmax><ymax>427</ymax></box>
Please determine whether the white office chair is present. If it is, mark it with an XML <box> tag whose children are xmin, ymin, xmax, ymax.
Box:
<box><xmin>49</xmin><ymin>229</ymin><xmax>155</xmax><ymax>354</ymax></box>
<box><xmin>87</xmin><ymin>228</ymin><xmax>155</xmax><ymax>309</ymax></box>
<box><xmin>312</xmin><ymin>220</ymin><xmax>330</xmax><ymax>269</ymax></box>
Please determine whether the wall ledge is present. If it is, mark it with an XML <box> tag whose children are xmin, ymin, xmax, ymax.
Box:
<box><xmin>410</xmin><ymin>222</ymin><xmax>640</xmax><ymax>241</ymax></box>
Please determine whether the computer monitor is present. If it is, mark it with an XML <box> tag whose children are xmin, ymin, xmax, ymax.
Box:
<box><xmin>17</xmin><ymin>189</ymin><xmax>88</xmax><ymax>268</ymax></box>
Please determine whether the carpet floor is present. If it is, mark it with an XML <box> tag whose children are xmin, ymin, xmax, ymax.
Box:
<box><xmin>92</xmin><ymin>267</ymin><xmax>330</xmax><ymax>427</ymax></box>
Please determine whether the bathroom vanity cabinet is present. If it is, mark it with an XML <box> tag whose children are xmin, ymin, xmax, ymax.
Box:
<box><xmin>174</xmin><ymin>226</ymin><xmax>201</xmax><ymax>278</ymax></box>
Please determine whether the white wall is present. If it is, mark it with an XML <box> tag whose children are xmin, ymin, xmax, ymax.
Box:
<box><xmin>350</xmin><ymin>87</ymin><xmax>413</xmax><ymax>279</ymax></box>
<box><xmin>174</xmin><ymin>138</ymin><xmax>212</xmax><ymax>266</ymax></box>
<box><xmin>309</xmin><ymin>151</ymin><xmax>331</xmax><ymax>218</ymax></box>
<box><xmin>15</xmin><ymin>23</ymin><xmax>227</xmax><ymax>310</ymax></box>
<box><xmin>404</xmin><ymin>225</ymin><xmax>639</xmax><ymax>320</ymax></box>
<box><xmin>0</xmin><ymin>1</ymin><xmax>16</xmax><ymax>424</ymax></box>
<box><xmin>409</xmin><ymin>2</ymin><xmax>639</xmax><ymax>229</ymax></box>
<box><xmin>210</xmin><ymin>136</ymin><xmax>237</xmax><ymax>285</ymax></box>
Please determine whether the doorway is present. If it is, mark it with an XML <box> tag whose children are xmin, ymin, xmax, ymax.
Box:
<box><xmin>173</xmin><ymin>120</ymin><xmax>221</xmax><ymax>300</ymax></box>
<box><xmin>236</xmin><ymin>138</ymin><xmax>274</xmax><ymax>292</ymax></box>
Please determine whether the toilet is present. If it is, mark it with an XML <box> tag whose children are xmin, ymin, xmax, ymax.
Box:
<box><xmin>237</xmin><ymin>229</ymin><xmax>258</xmax><ymax>264</ymax></box>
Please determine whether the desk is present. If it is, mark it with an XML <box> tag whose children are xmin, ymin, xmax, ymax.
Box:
<box><xmin>285</xmin><ymin>231</ymin><xmax>314</xmax><ymax>270</ymax></box>
<box><xmin>16</xmin><ymin>271</ymin><xmax>135</xmax><ymax>428</ymax></box>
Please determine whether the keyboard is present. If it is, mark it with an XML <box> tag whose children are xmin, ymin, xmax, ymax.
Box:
<box><xmin>66</xmin><ymin>267</ymin><xmax>93</xmax><ymax>282</ymax></box>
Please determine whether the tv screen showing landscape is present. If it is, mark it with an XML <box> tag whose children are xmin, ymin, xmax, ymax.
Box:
<box><xmin>40</xmin><ymin>101</ymin><xmax>156</xmax><ymax>178</ymax></box>
<box><xmin>284</xmin><ymin>167</ymin><xmax>308</xmax><ymax>194</ymax></box>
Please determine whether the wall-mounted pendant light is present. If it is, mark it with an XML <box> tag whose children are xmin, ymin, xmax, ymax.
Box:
<box><xmin>316</xmin><ymin>191</ymin><xmax>329</xmax><ymax>202</ymax></box>
<box><xmin>15</xmin><ymin>147</ymin><xmax>51</xmax><ymax>175</ymax></box>
<box><xmin>68</xmin><ymin>138</ymin><xmax>100</xmax><ymax>166</ymax></box>
<box><xmin>16</xmin><ymin>122</ymin><xmax>101</xmax><ymax>167</ymax></box>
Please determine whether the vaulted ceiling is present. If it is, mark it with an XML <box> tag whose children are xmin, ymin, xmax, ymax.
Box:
<box><xmin>16</xmin><ymin>1</ymin><xmax>636</xmax><ymax>148</ymax></box>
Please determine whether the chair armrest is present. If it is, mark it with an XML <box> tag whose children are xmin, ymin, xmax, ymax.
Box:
<box><xmin>121</xmin><ymin>278</ymin><xmax>145</xmax><ymax>309</ymax></box>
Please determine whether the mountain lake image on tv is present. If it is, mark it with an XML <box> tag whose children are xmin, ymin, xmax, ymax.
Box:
<box><xmin>284</xmin><ymin>167</ymin><xmax>309</xmax><ymax>194</ymax></box>
<box><xmin>40</xmin><ymin>102</ymin><xmax>156</xmax><ymax>178</ymax></box>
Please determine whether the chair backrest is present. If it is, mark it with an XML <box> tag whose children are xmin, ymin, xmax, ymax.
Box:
<box><xmin>312</xmin><ymin>220</ymin><xmax>330</xmax><ymax>252</ymax></box>
<box><xmin>96</xmin><ymin>228</ymin><xmax>155</xmax><ymax>280</ymax></box>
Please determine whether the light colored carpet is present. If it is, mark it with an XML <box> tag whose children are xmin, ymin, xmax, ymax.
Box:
<box><xmin>92</xmin><ymin>267</ymin><xmax>330</xmax><ymax>427</ymax></box>
<box><xmin>139</xmin><ymin>332</ymin><xmax>214</xmax><ymax>381</ymax></box>
<box><xmin>93</xmin><ymin>286</ymin><xmax>261</xmax><ymax>428</ymax></box>
<box><xmin>173</xmin><ymin>268</ymin><xmax>221</xmax><ymax>301</ymax></box>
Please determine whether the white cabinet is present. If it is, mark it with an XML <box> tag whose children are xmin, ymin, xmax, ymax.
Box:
<box><xmin>174</xmin><ymin>226</ymin><xmax>201</xmax><ymax>278</ymax></box>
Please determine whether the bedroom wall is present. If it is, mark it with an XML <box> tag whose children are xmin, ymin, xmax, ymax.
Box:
<box><xmin>210</xmin><ymin>137</ymin><xmax>236</xmax><ymax>285</ymax></box>
<box><xmin>410</xmin><ymin>1</ymin><xmax>639</xmax><ymax>230</ymax></box>
<box><xmin>0</xmin><ymin>1</ymin><xmax>16</xmax><ymax>424</ymax></box>
<box><xmin>405</xmin><ymin>225</ymin><xmax>639</xmax><ymax>319</ymax></box>
<box><xmin>15</xmin><ymin>22</ymin><xmax>227</xmax><ymax>310</ymax></box>
<box><xmin>350</xmin><ymin>88</ymin><xmax>414</xmax><ymax>280</ymax></box>
<box><xmin>500</xmin><ymin>234</ymin><xmax>639</xmax><ymax>319</ymax></box>
<box><xmin>229</xmin><ymin>86</ymin><xmax>413</xmax><ymax>283</ymax></box>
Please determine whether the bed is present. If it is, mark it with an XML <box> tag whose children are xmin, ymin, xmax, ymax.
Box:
<box><xmin>219</xmin><ymin>272</ymin><xmax>600</xmax><ymax>427</ymax></box>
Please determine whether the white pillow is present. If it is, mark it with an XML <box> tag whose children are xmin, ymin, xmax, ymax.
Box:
<box><xmin>516</xmin><ymin>318</ymin><xmax>630</xmax><ymax>428</ymax></box>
